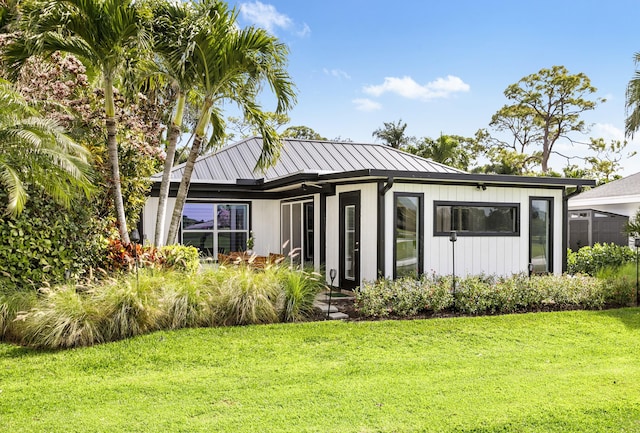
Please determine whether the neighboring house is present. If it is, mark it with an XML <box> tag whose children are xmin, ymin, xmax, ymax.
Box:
<box><xmin>142</xmin><ymin>137</ymin><xmax>594</xmax><ymax>289</ymax></box>
<box><xmin>568</xmin><ymin>171</ymin><xmax>640</xmax><ymax>248</ymax></box>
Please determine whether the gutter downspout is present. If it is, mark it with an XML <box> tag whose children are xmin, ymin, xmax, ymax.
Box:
<box><xmin>377</xmin><ymin>177</ymin><xmax>394</xmax><ymax>278</ymax></box>
<box><xmin>562</xmin><ymin>185</ymin><xmax>583</xmax><ymax>273</ymax></box>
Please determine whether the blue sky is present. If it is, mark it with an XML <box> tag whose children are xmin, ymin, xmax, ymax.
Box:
<box><xmin>230</xmin><ymin>0</ymin><xmax>640</xmax><ymax>176</ymax></box>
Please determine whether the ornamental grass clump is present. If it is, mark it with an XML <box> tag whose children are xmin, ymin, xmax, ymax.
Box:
<box><xmin>0</xmin><ymin>288</ymin><xmax>36</xmax><ymax>341</ymax></box>
<box><xmin>97</xmin><ymin>274</ymin><xmax>165</xmax><ymax>341</ymax></box>
<box><xmin>15</xmin><ymin>284</ymin><xmax>106</xmax><ymax>349</ymax></box>
<box><xmin>279</xmin><ymin>268</ymin><xmax>323</xmax><ymax>322</ymax></box>
<box><xmin>161</xmin><ymin>272</ymin><xmax>217</xmax><ymax>329</ymax></box>
<box><xmin>212</xmin><ymin>264</ymin><xmax>282</xmax><ymax>326</ymax></box>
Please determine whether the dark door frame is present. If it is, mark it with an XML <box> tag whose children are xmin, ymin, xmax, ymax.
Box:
<box><xmin>339</xmin><ymin>191</ymin><xmax>361</xmax><ymax>290</ymax></box>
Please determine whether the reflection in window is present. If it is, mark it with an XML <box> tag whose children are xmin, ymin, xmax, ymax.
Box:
<box><xmin>395</xmin><ymin>194</ymin><xmax>422</xmax><ymax>278</ymax></box>
<box><xmin>530</xmin><ymin>198</ymin><xmax>552</xmax><ymax>273</ymax></box>
<box><xmin>435</xmin><ymin>202</ymin><xmax>518</xmax><ymax>235</ymax></box>
<box><xmin>181</xmin><ymin>202</ymin><xmax>249</xmax><ymax>257</ymax></box>
<box><xmin>281</xmin><ymin>200</ymin><xmax>314</xmax><ymax>266</ymax></box>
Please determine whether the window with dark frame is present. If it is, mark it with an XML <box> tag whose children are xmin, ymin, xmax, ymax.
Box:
<box><xmin>394</xmin><ymin>193</ymin><xmax>423</xmax><ymax>278</ymax></box>
<box><xmin>181</xmin><ymin>202</ymin><xmax>249</xmax><ymax>256</ymax></box>
<box><xmin>434</xmin><ymin>201</ymin><xmax>519</xmax><ymax>236</ymax></box>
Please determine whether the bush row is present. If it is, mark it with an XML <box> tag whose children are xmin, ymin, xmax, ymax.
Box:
<box><xmin>567</xmin><ymin>243</ymin><xmax>636</xmax><ymax>276</ymax></box>
<box><xmin>0</xmin><ymin>264</ymin><xmax>323</xmax><ymax>349</ymax></box>
<box><xmin>355</xmin><ymin>273</ymin><xmax>636</xmax><ymax>318</ymax></box>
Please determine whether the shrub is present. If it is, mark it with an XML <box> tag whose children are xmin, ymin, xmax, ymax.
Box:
<box><xmin>567</xmin><ymin>243</ymin><xmax>635</xmax><ymax>276</ymax></box>
<box><xmin>0</xmin><ymin>288</ymin><xmax>37</xmax><ymax>341</ymax></box>
<box><xmin>0</xmin><ymin>188</ymin><xmax>107</xmax><ymax>290</ymax></box>
<box><xmin>357</xmin><ymin>273</ymin><xmax>609</xmax><ymax>318</ymax></box>
<box><xmin>596</xmin><ymin>263</ymin><xmax>638</xmax><ymax>307</ymax></box>
<box><xmin>210</xmin><ymin>265</ymin><xmax>282</xmax><ymax>326</ymax></box>
<box><xmin>161</xmin><ymin>273</ymin><xmax>217</xmax><ymax>329</ymax></box>
<box><xmin>280</xmin><ymin>268</ymin><xmax>323</xmax><ymax>322</ymax></box>
<box><xmin>356</xmin><ymin>274</ymin><xmax>452</xmax><ymax>318</ymax></box>
<box><xmin>159</xmin><ymin>245</ymin><xmax>200</xmax><ymax>274</ymax></box>
<box><xmin>97</xmin><ymin>274</ymin><xmax>165</xmax><ymax>340</ymax></box>
<box><xmin>15</xmin><ymin>285</ymin><xmax>106</xmax><ymax>349</ymax></box>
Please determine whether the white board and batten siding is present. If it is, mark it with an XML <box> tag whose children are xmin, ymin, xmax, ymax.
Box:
<box><xmin>325</xmin><ymin>183</ymin><xmax>379</xmax><ymax>285</ymax></box>
<box><xmin>382</xmin><ymin>184</ymin><xmax>565</xmax><ymax>280</ymax></box>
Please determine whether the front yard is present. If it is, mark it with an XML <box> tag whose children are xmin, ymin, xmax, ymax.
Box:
<box><xmin>2</xmin><ymin>309</ymin><xmax>640</xmax><ymax>432</ymax></box>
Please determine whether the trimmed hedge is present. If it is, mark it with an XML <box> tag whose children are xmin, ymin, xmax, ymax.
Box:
<box><xmin>356</xmin><ymin>272</ymin><xmax>634</xmax><ymax>318</ymax></box>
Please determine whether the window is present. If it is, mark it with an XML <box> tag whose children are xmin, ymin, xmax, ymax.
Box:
<box><xmin>181</xmin><ymin>202</ymin><xmax>249</xmax><ymax>257</ymax></box>
<box><xmin>434</xmin><ymin>201</ymin><xmax>519</xmax><ymax>236</ymax></box>
<box><xmin>530</xmin><ymin>198</ymin><xmax>553</xmax><ymax>273</ymax></box>
<box><xmin>281</xmin><ymin>200</ymin><xmax>314</xmax><ymax>265</ymax></box>
<box><xmin>394</xmin><ymin>193</ymin><xmax>423</xmax><ymax>278</ymax></box>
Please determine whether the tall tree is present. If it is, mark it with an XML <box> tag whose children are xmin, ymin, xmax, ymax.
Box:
<box><xmin>164</xmin><ymin>0</ymin><xmax>296</xmax><ymax>245</ymax></box>
<box><xmin>4</xmin><ymin>0</ymin><xmax>150</xmax><ymax>244</ymax></box>
<box><xmin>404</xmin><ymin>134</ymin><xmax>476</xmax><ymax>170</ymax></box>
<box><xmin>281</xmin><ymin>125</ymin><xmax>326</xmax><ymax>140</ymax></box>
<box><xmin>372</xmin><ymin>119</ymin><xmax>413</xmax><ymax>149</ymax></box>
<box><xmin>146</xmin><ymin>0</ymin><xmax>200</xmax><ymax>247</ymax></box>
<box><xmin>625</xmin><ymin>52</ymin><xmax>640</xmax><ymax>137</ymax></box>
<box><xmin>484</xmin><ymin>66</ymin><xmax>602</xmax><ymax>173</ymax></box>
<box><xmin>0</xmin><ymin>78</ymin><xmax>92</xmax><ymax>216</ymax></box>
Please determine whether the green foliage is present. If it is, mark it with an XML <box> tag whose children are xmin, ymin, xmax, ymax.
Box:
<box><xmin>159</xmin><ymin>244</ymin><xmax>200</xmax><ymax>274</ymax></box>
<box><xmin>596</xmin><ymin>263</ymin><xmax>638</xmax><ymax>307</ymax></box>
<box><xmin>15</xmin><ymin>284</ymin><xmax>106</xmax><ymax>349</ymax></box>
<box><xmin>0</xmin><ymin>187</ymin><xmax>107</xmax><ymax>290</ymax></box>
<box><xmin>372</xmin><ymin>119</ymin><xmax>413</xmax><ymax>149</ymax></box>
<box><xmin>404</xmin><ymin>134</ymin><xmax>477</xmax><ymax>170</ymax></box>
<box><xmin>279</xmin><ymin>268</ymin><xmax>323</xmax><ymax>322</ymax></box>
<box><xmin>210</xmin><ymin>265</ymin><xmax>282</xmax><ymax>326</ymax></box>
<box><xmin>480</xmin><ymin>65</ymin><xmax>603</xmax><ymax>174</ymax></box>
<box><xmin>356</xmin><ymin>275</ymin><xmax>452</xmax><ymax>317</ymax></box>
<box><xmin>357</xmin><ymin>273</ymin><xmax>612</xmax><ymax>317</ymax></box>
<box><xmin>567</xmin><ymin>243</ymin><xmax>635</xmax><ymax>275</ymax></box>
<box><xmin>0</xmin><ymin>287</ymin><xmax>36</xmax><ymax>340</ymax></box>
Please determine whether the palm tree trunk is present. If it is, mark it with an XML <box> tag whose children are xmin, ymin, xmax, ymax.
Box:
<box><xmin>165</xmin><ymin>133</ymin><xmax>203</xmax><ymax>245</ymax></box>
<box><xmin>105</xmin><ymin>78</ymin><xmax>130</xmax><ymax>244</ymax></box>
<box><xmin>153</xmin><ymin>92</ymin><xmax>185</xmax><ymax>247</ymax></box>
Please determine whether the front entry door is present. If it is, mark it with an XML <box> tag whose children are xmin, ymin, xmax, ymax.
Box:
<box><xmin>339</xmin><ymin>191</ymin><xmax>361</xmax><ymax>290</ymax></box>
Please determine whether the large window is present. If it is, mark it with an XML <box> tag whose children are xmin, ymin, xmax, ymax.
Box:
<box><xmin>530</xmin><ymin>198</ymin><xmax>553</xmax><ymax>273</ymax></box>
<box><xmin>281</xmin><ymin>200</ymin><xmax>314</xmax><ymax>266</ymax></box>
<box><xmin>394</xmin><ymin>193</ymin><xmax>423</xmax><ymax>278</ymax></box>
<box><xmin>434</xmin><ymin>201</ymin><xmax>519</xmax><ymax>236</ymax></box>
<box><xmin>181</xmin><ymin>202</ymin><xmax>249</xmax><ymax>257</ymax></box>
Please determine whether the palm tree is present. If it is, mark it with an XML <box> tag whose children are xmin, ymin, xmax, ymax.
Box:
<box><xmin>0</xmin><ymin>78</ymin><xmax>92</xmax><ymax>216</ymax></box>
<box><xmin>372</xmin><ymin>119</ymin><xmax>412</xmax><ymax>149</ymax></box>
<box><xmin>626</xmin><ymin>52</ymin><xmax>640</xmax><ymax>137</ymax></box>
<box><xmin>146</xmin><ymin>0</ymin><xmax>199</xmax><ymax>247</ymax></box>
<box><xmin>4</xmin><ymin>0</ymin><xmax>149</xmax><ymax>244</ymax></box>
<box><xmin>164</xmin><ymin>0</ymin><xmax>296</xmax><ymax>245</ymax></box>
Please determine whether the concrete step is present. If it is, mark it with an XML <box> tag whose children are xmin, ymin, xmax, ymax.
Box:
<box><xmin>328</xmin><ymin>312</ymin><xmax>349</xmax><ymax>320</ymax></box>
<box><xmin>314</xmin><ymin>302</ymin><xmax>339</xmax><ymax>313</ymax></box>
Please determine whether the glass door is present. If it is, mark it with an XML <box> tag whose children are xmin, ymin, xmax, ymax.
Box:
<box><xmin>339</xmin><ymin>191</ymin><xmax>360</xmax><ymax>290</ymax></box>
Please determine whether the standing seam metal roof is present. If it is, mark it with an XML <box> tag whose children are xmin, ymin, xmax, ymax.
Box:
<box><xmin>156</xmin><ymin>136</ymin><xmax>465</xmax><ymax>183</ymax></box>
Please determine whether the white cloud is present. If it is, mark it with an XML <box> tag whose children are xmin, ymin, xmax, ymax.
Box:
<box><xmin>363</xmin><ymin>75</ymin><xmax>470</xmax><ymax>101</ymax></box>
<box><xmin>323</xmin><ymin>68</ymin><xmax>351</xmax><ymax>80</ymax></box>
<box><xmin>297</xmin><ymin>23</ymin><xmax>311</xmax><ymax>37</ymax></box>
<box><xmin>353</xmin><ymin>98</ymin><xmax>382</xmax><ymax>112</ymax></box>
<box><xmin>592</xmin><ymin>123</ymin><xmax>625</xmax><ymax>141</ymax></box>
<box><xmin>239</xmin><ymin>2</ymin><xmax>310</xmax><ymax>37</ymax></box>
<box><xmin>240</xmin><ymin>1</ymin><xmax>292</xmax><ymax>33</ymax></box>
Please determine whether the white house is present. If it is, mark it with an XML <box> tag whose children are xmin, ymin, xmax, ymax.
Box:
<box><xmin>142</xmin><ymin>137</ymin><xmax>594</xmax><ymax>289</ymax></box>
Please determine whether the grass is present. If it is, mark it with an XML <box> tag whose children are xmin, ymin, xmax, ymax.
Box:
<box><xmin>2</xmin><ymin>309</ymin><xmax>640</xmax><ymax>432</ymax></box>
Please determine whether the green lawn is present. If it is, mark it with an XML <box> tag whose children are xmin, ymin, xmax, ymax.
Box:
<box><xmin>2</xmin><ymin>309</ymin><xmax>640</xmax><ymax>432</ymax></box>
